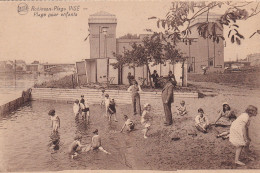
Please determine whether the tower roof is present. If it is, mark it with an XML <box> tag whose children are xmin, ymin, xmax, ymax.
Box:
<box><xmin>89</xmin><ymin>11</ymin><xmax>117</xmax><ymax>24</ymax></box>
<box><xmin>90</xmin><ymin>11</ymin><xmax>115</xmax><ymax>17</ymax></box>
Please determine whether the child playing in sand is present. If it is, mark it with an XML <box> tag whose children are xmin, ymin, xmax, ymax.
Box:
<box><xmin>73</xmin><ymin>99</ymin><xmax>80</xmax><ymax>117</ymax></box>
<box><xmin>141</xmin><ymin>103</ymin><xmax>152</xmax><ymax>139</ymax></box>
<box><xmin>176</xmin><ymin>100</ymin><xmax>187</xmax><ymax>116</ymax></box>
<box><xmin>229</xmin><ymin>105</ymin><xmax>258</xmax><ymax>166</ymax></box>
<box><xmin>100</xmin><ymin>89</ymin><xmax>105</xmax><ymax>107</ymax></box>
<box><xmin>215</xmin><ymin>102</ymin><xmax>236</xmax><ymax>139</ymax></box>
<box><xmin>80</xmin><ymin>99</ymin><xmax>90</xmax><ymax>124</ymax></box>
<box><xmin>120</xmin><ymin>115</ymin><xmax>135</xmax><ymax>132</ymax></box>
<box><xmin>107</xmin><ymin>98</ymin><xmax>118</xmax><ymax>122</ymax></box>
<box><xmin>48</xmin><ymin>109</ymin><xmax>60</xmax><ymax>133</ymax></box>
<box><xmin>195</xmin><ymin>108</ymin><xmax>209</xmax><ymax>133</ymax></box>
<box><xmin>69</xmin><ymin>135</ymin><xmax>89</xmax><ymax>159</ymax></box>
<box><xmin>89</xmin><ymin>129</ymin><xmax>110</xmax><ymax>154</ymax></box>
<box><xmin>104</xmin><ymin>94</ymin><xmax>110</xmax><ymax>117</ymax></box>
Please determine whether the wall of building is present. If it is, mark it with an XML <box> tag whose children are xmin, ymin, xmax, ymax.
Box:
<box><xmin>89</xmin><ymin>23</ymin><xmax>117</xmax><ymax>59</ymax></box>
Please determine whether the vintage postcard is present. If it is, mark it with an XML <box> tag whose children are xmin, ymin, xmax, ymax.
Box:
<box><xmin>0</xmin><ymin>0</ymin><xmax>260</xmax><ymax>172</ymax></box>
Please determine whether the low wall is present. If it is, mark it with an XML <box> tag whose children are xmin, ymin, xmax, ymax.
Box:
<box><xmin>31</xmin><ymin>88</ymin><xmax>198</xmax><ymax>104</ymax></box>
<box><xmin>0</xmin><ymin>88</ymin><xmax>32</xmax><ymax>116</ymax></box>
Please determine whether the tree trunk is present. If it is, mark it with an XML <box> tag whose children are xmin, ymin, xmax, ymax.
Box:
<box><xmin>146</xmin><ymin>63</ymin><xmax>152</xmax><ymax>87</ymax></box>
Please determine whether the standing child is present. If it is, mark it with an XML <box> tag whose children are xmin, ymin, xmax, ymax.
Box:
<box><xmin>100</xmin><ymin>89</ymin><xmax>105</xmax><ymax>107</ymax></box>
<box><xmin>177</xmin><ymin>100</ymin><xmax>187</xmax><ymax>116</ymax></box>
<box><xmin>120</xmin><ymin>115</ymin><xmax>135</xmax><ymax>132</ymax></box>
<box><xmin>107</xmin><ymin>98</ymin><xmax>118</xmax><ymax>122</ymax></box>
<box><xmin>229</xmin><ymin>105</ymin><xmax>258</xmax><ymax>166</ymax></box>
<box><xmin>141</xmin><ymin>103</ymin><xmax>152</xmax><ymax>139</ymax></box>
<box><xmin>48</xmin><ymin>109</ymin><xmax>60</xmax><ymax>133</ymax></box>
<box><xmin>73</xmin><ymin>99</ymin><xmax>80</xmax><ymax>117</ymax></box>
<box><xmin>104</xmin><ymin>94</ymin><xmax>110</xmax><ymax>117</ymax></box>
<box><xmin>195</xmin><ymin>108</ymin><xmax>209</xmax><ymax>133</ymax></box>
<box><xmin>80</xmin><ymin>99</ymin><xmax>90</xmax><ymax>124</ymax></box>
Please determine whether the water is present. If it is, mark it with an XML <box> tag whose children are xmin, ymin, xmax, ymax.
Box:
<box><xmin>0</xmin><ymin>101</ymin><xmax>137</xmax><ymax>172</ymax></box>
<box><xmin>1</xmin><ymin>91</ymin><xmax>260</xmax><ymax>171</ymax></box>
<box><xmin>0</xmin><ymin>72</ymin><xmax>72</xmax><ymax>105</ymax></box>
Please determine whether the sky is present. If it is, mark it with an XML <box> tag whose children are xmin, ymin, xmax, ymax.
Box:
<box><xmin>0</xmin><ymin>1</ymin><xmax>260</xmax><ymax>64</ymax></box>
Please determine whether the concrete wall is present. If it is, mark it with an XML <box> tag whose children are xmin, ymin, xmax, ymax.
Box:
<box><xmin>31</xmin><ymin>88</ymin><xmax>198</xmax><ymax>104</ymax></box>
<box><xmin>0</xmin><ymin>89</ymin><xmax>32</xmax><ymax>116</ymax></box>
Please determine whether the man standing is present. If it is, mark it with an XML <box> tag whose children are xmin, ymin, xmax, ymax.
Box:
<box><xmin>151</xmin><ymin>70</ymin><xmax>159</xmax><ymax>88</ymax></box>
<box><xmin>161</xmin><ymin>77</ymin><xmax>176</xmax><ymax>126</ymax></box>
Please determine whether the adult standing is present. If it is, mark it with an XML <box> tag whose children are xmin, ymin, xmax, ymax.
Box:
<box><xmin>127</xmin><ymin>72</ymin><xmax>134</xmax><ymax>86</ymax></box>
<box><xmin>151</xmin><ymin>70</ymin><xmax>159</xmax><ymax>88</ymax></box>
<box><xmin>127</xmin><ymin>80</ymin><xmax>142</xmax><ymax>115</ymax></box>
<box><xmin>161</xmin><ymin>77</ymin><xmax>176</xmax><ymax>126</ymax></box>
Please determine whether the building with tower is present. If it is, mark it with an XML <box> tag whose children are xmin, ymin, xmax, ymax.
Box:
<box><xmin>76</xmin><ymin>11</ymin><xmax>224</xmax><ymax>86</ymax></box>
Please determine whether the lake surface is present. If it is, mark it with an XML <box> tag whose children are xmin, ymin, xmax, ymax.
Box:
<box><xmin>0</xmin><ymin>72</ymin><xmax>72</xmax><ymax>105</ymax></box>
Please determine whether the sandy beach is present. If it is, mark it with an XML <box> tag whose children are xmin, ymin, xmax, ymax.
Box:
<box><xmin>1</xmin><ymin>81</ymin><xmax>260</xmax><ymax>171</ymax></box>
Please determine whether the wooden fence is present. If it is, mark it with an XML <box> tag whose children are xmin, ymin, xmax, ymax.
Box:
<box><xmin>31</xmin><ymin>88</ymin><xmax>198</xmax><ymax>104</ymax></box>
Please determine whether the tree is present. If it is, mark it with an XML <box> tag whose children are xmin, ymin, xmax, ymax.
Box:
<box><xmin>119</xmin><ymin>33</ymin><xmax>140</xmax><ymax>39</ymax></box>
<box><xmin>112</xmin><ymin>33</ymin><xmax>185</xmax><ymax>86</ymax></box>
<box><xmin>150</xmin><ymin>1</ymin><xmax>260</xmax><ymax>45</ymax></box>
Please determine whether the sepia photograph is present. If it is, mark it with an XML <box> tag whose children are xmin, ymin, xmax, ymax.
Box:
<box><xmin>0</xmin><ymin>0</ymin><xmax>260</xmax><ymax>172</ymax></box>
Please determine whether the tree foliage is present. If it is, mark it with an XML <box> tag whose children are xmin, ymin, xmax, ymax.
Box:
<box><xmin>150</xmin><ymin>1</ymin><xmax>260</xmax><ymax>45</ymax></box>
<box><xmin>112</xmin><ymin>33</ymin><xmax>186</xmax><ymax>86</ymax></box>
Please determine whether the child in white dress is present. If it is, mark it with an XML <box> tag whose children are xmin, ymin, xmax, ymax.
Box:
<box><xmin>73</xmin><ymin>99</ymin><xmax>80</xmax><ymax>117</ymax></box>
<box><xmin>141</xmin><ymin>103</ymin><xmax>152</xmax><ymax>139</ymax></box>
<box><xmin>229</xmin><ymin>105</ymin><xmax>258</xmax><ymax>166</ymax></box>
<box><xmin>100</xmin><ymin>89</ymin><xmax>105</xmax><ymax>107</ymax></box>
<box><xmin>195</xmin><ymin>108</ymin><xmax>209</xmax><ymax>133</ymax></box>
<box><xmin>104</xmin><ymin>94</ymin><xmax>110</xmax><ymax>117</ymax></box>
<box><xmin>177</xmin><ymin>100</ymin><xmax>187</xmax><ymax>116</ymax></box>
<box><xmin>48</xmin><ymin>109</ymin><xmax>60</xmax><ymax>133</ymax></box>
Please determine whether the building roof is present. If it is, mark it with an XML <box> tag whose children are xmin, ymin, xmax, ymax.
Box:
<box><xmin>90</xmin><ymin>11</ymin><xmax>116</xmax><ymax>17</ymax></box>
<box><xmin>89</xmin><ymin>11</ymin><xmax>117</xmax><ymax>24</ymax></box>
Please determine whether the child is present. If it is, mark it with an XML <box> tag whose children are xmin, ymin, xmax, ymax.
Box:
<box><xmin>176</xmin><ymin>100</ymin><xmax>187</xmax><ymax>116</ymax></box>
<box><xmin>215</xmin><ymin>102</ymin><xmax>236</xmax><ymax>139</ymax></box>
<box><xmin>69</xmin><ymin>135</ymin><xmax>87</xmax><ymax>159</ymax></box>
<box><xmin>90</xmin><ymin>129</ymin><xmax>110</xmax><ymax>154</ymax></box>
<box><xmin>48</xmin><ymin>109</ymin><xmax>60</xmax><ymax>133</ymax></box>
<box><xmin>120</xmin><ymin>115</ymin><xmax>135</xmax><ymax>132</ymax></box>
<box><xmin>100</xmin><ymin>89</ymin><xmax>105</xmax><ymax>107</ymax></box>
<box><xmin>80</xmin><ymin>99</ymin><xmax>90</xmax><ymax>124</ymax></box>
<box><xmin>73</xmin><ymin>99</ymin><xmax>80</xmax><ymax>117</ymax></box>
<box><xmin>141</xmin><ymin>103</ymin><xmax>152</xmax><ymax>139</ymax></box>
<box><xmin>195</xmin><ymin>108</ymin><xmax>209</xmax><ymax>133</ymax></box>
<box><xmin>215</xmin><ymin>102</ymin><xmax>236</xmax><ymax>126</ymax></box>
<box><xmin>104</xmin><ymin>94</ymin><xmax>110</xmax><ymax>117</ymax></box>
<box><xmin>229</xmin><ymin>105</ymin><xmax>258</xmax><ymax>166</ymax></box>
<box><xmin>107</xmin><ymin>98</ymin><xmax>118</xmax><ymax>122</ymax></box>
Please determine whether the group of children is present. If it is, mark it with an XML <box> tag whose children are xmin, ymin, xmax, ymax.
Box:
<box><xmin>48</xmin><ymin>89</ymin><xmax>258</xmax><ymax>166</ymax></box>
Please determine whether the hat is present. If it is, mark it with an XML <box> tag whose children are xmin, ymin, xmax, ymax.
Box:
<box><xmin>74</xmin><ymin>135</ymin><xmax>82</xmax><ymax>140</ymax></box>
<box><xmin>105</xmin><ymin>94</ymin><xmax>109</xmax><ymax>97</ymax></box>
<box><xmin>48</xmin><ymin>109</ymin><xmax>55</xmax><ymax>116</ymax></box>
<box><xmin>198</xmin><ymin>108</ymin><xmax>204</xmax><ymax>113</ymax></box>
<box><xmin>222</xmin><ymin>102</ymin><xmax>229</xmax><ymax>106</ymax></box>
<box><xmin>180</xmin><ymin>100</ymin><xmax>185</xmax><ymax>104</ymax></box>
<box><xmin>93</xmin><ymin>129</ymin><xmax>98</xmax><ymax>134</ymax></box>
<box><xmin>143</xmin><ymin>103</ymin><xmax>151</xmax><ymax>108</ymax></box>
